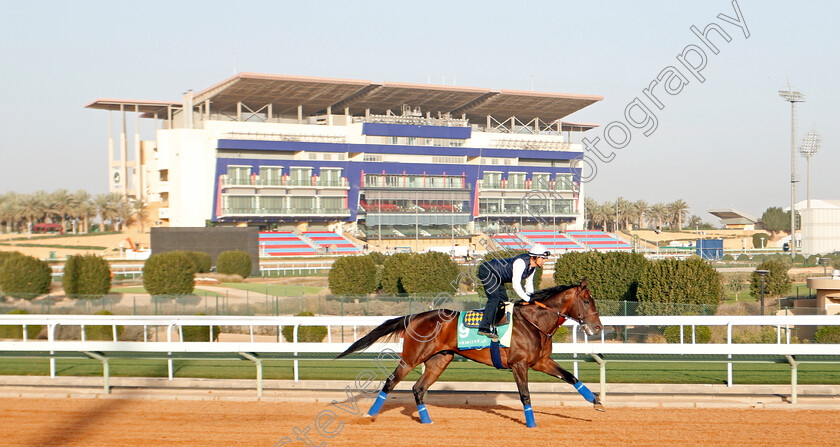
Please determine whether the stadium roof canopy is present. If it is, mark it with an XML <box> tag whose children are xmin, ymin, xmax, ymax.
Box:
<box><xmin>83</xmin><ymin>99</ymin><xmax>182</xmax><ymax>115</ymax></box>
<box><xmin>87</xmin><ymin>73</ymin><xmax>603</xmax><ymax>130</ymax></box>
<box><xmin>707</xmin><ymin>209</ymin><xmax>758</xmax><ymax>225</ymax></box>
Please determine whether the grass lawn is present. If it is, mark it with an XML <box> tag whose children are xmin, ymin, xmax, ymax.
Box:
<box><xmin>109</xmin><ymin>286</ymin><xmax>225</xmax><ymax>297</ymax></box>
<box><xmin>2</xmin><ymin>357</ymin><xmax>838</xmax><ymax>385</ymax></box>
<box><xmin>221</xmin><ymin>283</ymin><xmax>324</xmax><ymax>296</ymax></box>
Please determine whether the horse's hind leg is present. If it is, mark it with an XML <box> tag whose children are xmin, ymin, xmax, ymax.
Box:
<box><xmin>411</xmin><ymin>351</ymin><xmax>454</xmax><ymax>424</ymax></box>
<box><xmin>531</xmin><ymin>357</ymin><xmax>605</xmax><ymax>411</ymax></box>
<box><xmin>366</xmin><ymin>355</ymin><xmax>418</xmax><ymax>418</ymax></box>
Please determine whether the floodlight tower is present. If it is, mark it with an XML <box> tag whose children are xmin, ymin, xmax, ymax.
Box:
<box><xmin>799</xmin><ymin>127</ymin><xmax>822</xmax><ymax>209</ymax></box>
<box><xmin>779</xmin><ymin>81</ymin><xmax>805</xmax><ymax>258</ymax></box>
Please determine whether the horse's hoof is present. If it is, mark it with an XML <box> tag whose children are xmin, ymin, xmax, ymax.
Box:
<box><xmin>593</xmin><ymin>402</ymin><xmax>606</xmax><ymax>412</ymax></box>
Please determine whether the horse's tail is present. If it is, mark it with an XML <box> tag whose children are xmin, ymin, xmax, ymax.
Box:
<box><xmin>336</xmin><ymin>316</ymin><xmax>406</xmax><ymax>359</ymax></box>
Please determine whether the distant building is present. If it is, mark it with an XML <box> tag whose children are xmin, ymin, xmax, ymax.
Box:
<box><xmin>797</xmin><ymin>199</ymin><xmax>840</xmax><ymax>255</ymax></box>
<box><xmin>707</xmin><ymin>209</ymin><xmax>757</xmax><ymax>230</ymax></box>
<box><xmin>86</xmin><ymin>73</ymin><xmax>602</xmax><ymax>241</ymax></box>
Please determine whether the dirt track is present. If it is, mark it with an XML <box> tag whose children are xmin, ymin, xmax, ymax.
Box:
<box><xmin>1</xmin><ymin>398</ymin><xmax>838</xmax><ymax>446</ymax></box>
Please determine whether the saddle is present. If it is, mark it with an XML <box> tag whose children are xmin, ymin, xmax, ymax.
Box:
<box><xmin>462</xmin><ymin>302</ymin><xmax>511</xmax><ymax>328</ymax></box>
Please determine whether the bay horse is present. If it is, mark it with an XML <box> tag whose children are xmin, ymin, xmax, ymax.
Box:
<box><xmin>336</xmin><ymin>279</ymin><xmax>603</xmax><ymax>428</ymax></box>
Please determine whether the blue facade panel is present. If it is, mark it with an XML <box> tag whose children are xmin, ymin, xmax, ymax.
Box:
<box><xmin>362</xmin><ymin>123</ymin><xmax>471</xmax><ymax>139</ymax></box>
<box><xmin>696</xmin><ymin>239</ymin><xmax>724</xmax><ymax>260</ymax></box>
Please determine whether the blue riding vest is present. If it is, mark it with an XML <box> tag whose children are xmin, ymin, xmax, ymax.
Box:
<box><xmin>482</xmin><ymin>253</ymin><xmax>535</xmax><ymax>284</ymax></box>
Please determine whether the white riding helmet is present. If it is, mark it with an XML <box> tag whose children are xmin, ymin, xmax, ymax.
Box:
<box><xmin>528</xmin><ymin>243</ymin><xmax>550</xmax><ymax>258</ymax></box>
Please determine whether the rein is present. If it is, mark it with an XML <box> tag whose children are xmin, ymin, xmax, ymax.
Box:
<box><xmin>520</xmin><ymin>286</ymin><xmax>599</xmax><ymax>338</ymax></box>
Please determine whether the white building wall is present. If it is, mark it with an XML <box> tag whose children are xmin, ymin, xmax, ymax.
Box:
<box><xmin>801</xmin><ymin>208</ymin><xmax>840</xmax><ymax>255</ymax></box>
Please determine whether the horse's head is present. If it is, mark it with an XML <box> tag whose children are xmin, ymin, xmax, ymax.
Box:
<box><xmin>572</xmin><ymin>279</ymin><xmax>602</xmax><ymax>337</ymax></box>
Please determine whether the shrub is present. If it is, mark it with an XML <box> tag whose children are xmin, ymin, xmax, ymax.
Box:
<box><xmin>663</xmin><ymin>325</ymin><xmax>711</xmax><ymax>343</ymax></box>
<box><xmin>551</xmin><ymin>326</ymin><xmax>571</xmax><ymax>343</ymax></box>
<box><xmin>366</xmin><ymin>251</ymin><xmax>386</xmax><ymax>266</ymax></box>
<box><xmin>329</xmin><ymin>255</ymin><xmax>378</xmax><ymax>295</ymax></box>
<box><xmin>732</xmin><ymin>326</ymin><xmax>777</xmax><ymax>344</ymax></box>
<box><xmin>63</xmin><ymin>254</ymin><xmax>111</xmax><ymax>298</ymax></box>
<box><xmin>84</xmin><ymin>310</ymin><xmax>124</xmax><ymax>341</ymax></box>
<box><xmin>637</xmin><ymin>258</ymin><xmax>723</xmax><ymax>315</ymax></box>
<box><xmin>554</xmin><ymin>251</ymin><xmax>649</xmax><ymax>302</ymax></box>
<box><xmin>0</xmin><ymin>252</ymin><xmax>52</xmax><ymax>299</ymax></box>
<box><xmin>184</xmin><ymin>251</ymin><xmax>212</xmax><ymax>274</ymax></box>
<box><xmin>815</xmin><ymin>326</ymin><xmax>840</xmax><ymax>344</ymax></box>
<box><xmin>143</xmin><ymin>251</ymin><xmax>197</xmax><ymax>296</ymax></box>
<box><xmin>399</xmin><ymin>251</ymin><xmax>461</xmax><ymax>294</ymax></box>
<box><xmin>381</xmin><ymin>252</ymin><xmax>412</xmax><ymax>295</ymax></box>
<box><xmin>0</xmin><ymin>309</ymin><xmax>41</xmax><ymax>339</ymax></box>
<box><xmin>751</xmin><ymin>254</ymin><xmax>765</xmax><ymax>262</ymax></box>
<box><xmin>805</xmin><ymin>255</ymin><xmax>819</xmax><ymax>266</ymax></box>
<box><xmin>833</xmin><ymin>257</ymin><xmax>840</xmax><ymax>271</ymax></box>
<box><xmin>752</xmin><ymin>233</ymin><xmax>769</xmax><ymax>249</ymax></box>
<box><xmin>749</xmin><ymin>259</ymin><xmax>791</xmax><ymax>298</ymax></box>
<box><xmin>180</xmin><ymin>313</ymin><xmax>220</xmax><ymax>342</ymax></box>
<box><xmin>216</xmin><ymin>250</ymin><xmax>252</xmax><ymax>278</ymax></box>
<box><xmin>736</xmin><ymin>254</ymin><xmax>750</xmax><ymax>261</ymax></box>
<box><xmin>282</xmin><ymin>311</ymin><xmax>327</xmax><ymax>342</ymax></box>
<box><xmin>793</xmin><ymin>254</ymin><xmax>805</xmax><ymax>265</ymax></box>
<box><xmin>722</xmin><ymin>254</ymin><xmax>734</xmax><ymax>261</ymax></box>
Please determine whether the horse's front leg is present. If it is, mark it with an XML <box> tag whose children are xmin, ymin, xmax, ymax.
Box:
<box><xmin>531</xmin><ymin>357</ymin><xmax>605</xmax><ymax>412</ymax></box>
<box><xmin>510</xmin><ymin>362</ymin><xmax>537</xmax><ymax>428</ymax></box>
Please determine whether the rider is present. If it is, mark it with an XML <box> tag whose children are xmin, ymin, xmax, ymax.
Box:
<box><xmin>477</xmin><ymin>243</ymin><xmax>550</xmax><ymax>341</ymax></box>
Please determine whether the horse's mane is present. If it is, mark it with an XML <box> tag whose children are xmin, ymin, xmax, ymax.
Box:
<box><xmin>529</xmin><ymin>284</ymin><xmax>578</xmax><ymax>303</ymax></box>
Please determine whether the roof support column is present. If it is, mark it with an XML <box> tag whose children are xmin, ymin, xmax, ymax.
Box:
<box><xmin>297</xmin><ymin>105</ymin><xmax>303</xmax><ymax>124</ymax></box>
<box><xmin>267</xmin><ymin>103</ymin><xmax>272</xmax><ymax>121</ymax></box>
<box><xmin>327</xmin><ymin>106</ymin><xmax>332</xmax><ymax>126</ymax></box>
<box><xmin>134</xmin><ymin>104</ymin><xmax>141</xmax><ymax>200</ymax></box>
<box><xmin>486</xmin><ymin>115</ymin><xmax>491</xmax><ymax>130</ymax></box>
<box><xmin>108</xmin><ymin>111</ymin><xmax>114</xmax><ymax>193</ymax></box>
<box><xmin>204</xmin><ymin>99</ymin><xmax>211</xmax><ymax>120</ymax></box>
<box><xmin>237</xmin><ymin>101</ymin><xmax>242</xmax><ymax>122</ymax></box>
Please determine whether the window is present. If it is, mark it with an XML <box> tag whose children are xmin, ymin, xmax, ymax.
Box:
<box><xmin>260</xmin><ymin>196</ymin><xmax>285</xmax><ymax>212</ymax></box>
<box><xmin>532</xmin><ymin>173</ymin><xmax>551</xmax><ymax>190</ymax></box>
<box><xmin>554</xmin><ymin>174</ymin><xmax>575</xmax><ymax>191</ymax></box>
<box><xmin>483</xmin><ymin>172</ymin><xmax>502</xmax><ymax>189</ymax></box>
<box><xmin>478</xmin><ymin>198</ymin><xmax>502</xmax><ymax>214</ymax></box>
<box><xmin>320</xmin><ymin>168</ymin><xmax>343</xmax><ymax>187</ymax></box>
<box><xmin>227</xmin><ymin>195</ymin><xmax>255</xmax><ymax>212</ymax></box>
<box><xmin>320</xmin><ymin>197</ymin><xmax>344</xmax><ymax>211</ymax></box>
<box><xmin>363</xmin><ymin>154</ymin><xmax>383</xmax><ymax>162</ymax></box>
<box><xmin>507</xmin><ymin>173</ymin><xmax>526</xmax><ymax>189</ymax></box>
<box><xmin>259</xmin><ymin>166</ymin><xmax>282</xmax><ymax>186</ymax></box>
<box><xmin>503</xmin><ymin>199</ymin><xmax>522</xmax><ymax>214</ymax></box>
<box><xmin>290</xmin><ymin>197</ymin><xmax>315</xmax><ymax>211</ymax></box>
<box><xmin>289</xmin><ymin>167</ymin><xmax>313</xmax><ymax>186</ymax></box>
<box><xmin>227</xmin><ymin>166</ymin><xmax>251</xmax><ymax>185</ymax></box>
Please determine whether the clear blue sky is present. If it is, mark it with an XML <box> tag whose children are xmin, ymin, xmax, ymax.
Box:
<box><xmin>1</xmin><ymin>0</ymin><xmax>837</xmax><ymax>223</ymax></box>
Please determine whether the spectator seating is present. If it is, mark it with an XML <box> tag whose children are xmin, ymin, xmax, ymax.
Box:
<box><xmin>565</xmin><ymin>230</ymin><xmax>632</xmax><ymax>251</ymax></box>
<box><xmin>519</xmin><ymin>231</ymin><xmax>584</xmax><ymax>252</ymax></box>
<box><xmin>303</xmin><ymin>231</ymin><xmax>362</xmax><ymax>254</ymax></box>
<box><xmin>259</xmin><ymin>232</ymin><xmax>318</xmax><ymax>257</ymax></box>
<box><xmin>490</xmin><ymin>233</ymin><xmax>528</xmax><ymax>251</ymax></box>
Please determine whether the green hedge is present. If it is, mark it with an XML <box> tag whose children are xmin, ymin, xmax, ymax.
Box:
<box><xmin>0</xmin><ymin>309</ymin><xmax>41</xmax><ymax>339</ymax></box>
<box><xmin>722</xmin><ymin>254</ymin><xmax>734</xmax><ymax>261</ymax></box>
<box><xmin>184</xmin><ymin>251</ymin><xmax>212</xmax><ymax>274</ymax></box>
<box><xmin>815</xmin><ymin>326</ymin><xmax>840</xmax><ymax>344</ymax></box>
<box><xmin>736</xmin><ymin>254</ymin><xmax>750</xmax><ymax>261</ymax></box>
<box><xmin>0</xmin><ymin>252</ymin><xmax>52</xmax><ymax>299</ymax></box>
<box><xmin>63</xmin><ymin>254</ymin><xmax>111</xmax><ymax>298</ymax></box>
<box><xmin>663</xmin><ymin>325</ymin><xmax>711</xmax><ymax>343</ymax></box>
<box><xmin>752</xmin><ymin>233</ymin><xmax>769</xmax><ymax>249</ymax></box>
<box><xmin>328</xmin><ymin>255</ymin><xmax>378</xmax><ymax>295</ymax></box>
<box><xmin>553</xmin><ymin>251</ymin><xmax>648</xmax><ymax>301</ymax></box>
<box><xmin>216</xmin><ymin>250</ymin><xmax>252</xmax><ymax>278</ymax></box>
<box><xmin>749</xmin><ymin>259</ymin><xmax>791</xmax><ymax>298</ymax></box>
<box><xmin>143</xmin><ymin>251</ymin><xmax>197</xmax><ymax>296</ymax></box>
<box><xmin>84</xmin><ymin>310</ymin><xmax>124</xmax><ymax>341</ymax></box>
<box><xmin>381</xmin><ymin>252</ymin><xmax>412</xmax><ymax>295</ymax></box>
<box><xmin>281</xmin><ymin>311</ymin><xmax>327</xmax><ymax>342</ymax></box>
<box><xmin>636</xmin><ymin>258</ymin><xmax>723</xmax><ymax>315</ymax></box>
<box><xmin>181</xmin><ymin>313</ymin><xmax>220</xmax><ymax>342</ymax></box>
<box><xmin>399</xmin><ymin>251</ymin><xmax>461</xmax><ymax>294</ymax></box>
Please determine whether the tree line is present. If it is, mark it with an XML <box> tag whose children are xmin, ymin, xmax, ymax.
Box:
<box><xmin>0</xmin><ymin>190</ymin><xmax>148</xmax><ymax>234</ymax></box>
<box><xmin>584</xmin><ymin>197</ymin><xmax>712</xmax><ymax>232</ymax></box>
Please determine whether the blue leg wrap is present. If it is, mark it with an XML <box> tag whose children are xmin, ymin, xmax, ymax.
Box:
<box><xmin>574</xmin><ymin>381</ymin><xmax>596</xmax><ymax>403</ymax></box>
<box><xmin>417</xmin><ymin>403</ymin><xmax>432</xmax><ymax>424</ymax></box>
<box><xmin>368</xmin><ymin>391</ymin><xmax>388</xmax><ymax>417</ymax></box>
<box><xmin>523</xmin><ymin>404</ymin><xmax>536</xmax><ymax>428</ymax></box>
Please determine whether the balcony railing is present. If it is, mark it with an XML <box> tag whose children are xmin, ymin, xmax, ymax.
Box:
<box><xmin>220</xmin><ymin>207</ymin><xmax>351</xmax><ymax>216</ymax></box>
<box><xmin>222</xmin><ymin>175</ymin><xmax>348</xmax><ymax>188</ymax></box>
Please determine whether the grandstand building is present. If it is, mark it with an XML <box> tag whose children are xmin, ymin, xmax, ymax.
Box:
<box><xmin>86</xmin><ymin>73</ymin><xmax>602</xmax><ymax>251</ymax></box>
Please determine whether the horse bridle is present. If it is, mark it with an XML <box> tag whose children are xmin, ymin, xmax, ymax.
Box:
<box><xmin>520</xmin><ymin>286</ymin><xmax>599</xmax><ymax>338</ymax></box>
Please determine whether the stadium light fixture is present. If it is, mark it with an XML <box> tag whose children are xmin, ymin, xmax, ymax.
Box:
<box><xmin>799</xmin><ymin>127</ymin><xmax>822</xmax><ymax>209</ymax></box>
<box><xmin>779</xmin><ymin>80</ymin><xmax>805</xmax><ymax>259</ymax></box>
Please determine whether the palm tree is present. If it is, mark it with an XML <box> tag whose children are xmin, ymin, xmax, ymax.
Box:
<box><xmin>615</xmin><ymin>197</ymin><xmax>634</xmax><ymax>231</ymax></box>
<box><xmin>634</xmin><ymin>200</ymin><xmax>650</xmax><ymax>229</ymax></box>
<box><xmin>584</xmin><ymin>197</ymin><xmax>598</xmax><ymax>229</ymax></box>
<box><xmin>116</xmin><ymin>200</ymin><xmax>134</xmax><ymax>232</ymax></box>
<box><xmin>666</xmin><ymin>199</ymin><xmax>690</xmax><ymax>230</ymax></box>
<box><xmin>687</xmin><ymin>214</ymin><xmax>703</xmax><ymax>229</ymax></box>
<box><xmin>69</xmin><ymin>190</ymin><xmax>91</xmax><ymax>233</ymax></box>
<box><xmin>94</xmin><ymin>193</ymin><xmax>121</xmax><ymax>231</ymax></box>
<box><xmin>50</xmin><ymin>189</ymin><xmax>73</xmax><ymax>232</ymax></box>
<box><xmin>649</xmin><ymin>202</ymin><xmax>666</xmax><ymax>230</ymax></box>
<box><xmin>601</xmin><ymin>201</ymin><xmax>616</xmax><ymax>231</ymax></box>
<box><xmin>0</xmin><ymin>193</ymin><xmax>17</xmax><ymax>233</ymax></box>
<box><xmin>132</xmin><ymin>199</ymin><xmax>148</xmax><ymax>233</ymax></box>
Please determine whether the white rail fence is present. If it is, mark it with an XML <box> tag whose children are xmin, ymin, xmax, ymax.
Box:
<box><xmin>1</xmin><ymin>315</ymin><xmax>839</xmax><ymax>402</ymax></box>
